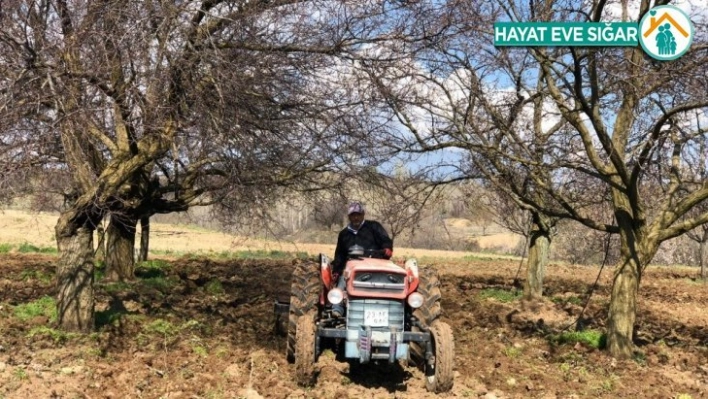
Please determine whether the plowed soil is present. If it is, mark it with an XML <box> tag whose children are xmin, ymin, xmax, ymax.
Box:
<box><xmin>0</xmin><ymin>254</ymin><xmax>706</xmax><ymax>398</ymax></box>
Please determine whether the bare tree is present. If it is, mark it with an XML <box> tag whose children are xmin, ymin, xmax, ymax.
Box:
<box><xmin>685</xmin><ymin>122</ymin><xmax>708</xmax><ymax>280</ymax></box>
<box><xmin>363</xmin><ymin>0</ymin><xmax>708</xmax><ymax>358</ymax></box>
<box><xmin>0</xmin><ymin>0</ymin><xmax>426</xmax><ymax>330</ymax></box>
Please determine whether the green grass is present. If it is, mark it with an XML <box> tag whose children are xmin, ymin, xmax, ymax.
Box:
<box><xmin>103</xmin><ymin>281</ymin><xmax>132</xmax><ymax>293</ymax></box>
<box><xmin>503</xmin><ymin>346</ymin><xmax>522</xmax><ymax>358</ymax></box>
<box><xmin>13</xmin><ymin>296</ymin><xmax>57</xmax><ymax>322</ymax></box>
<box><xmin>94</xmin><ymin>260</ymin><xmax>106</xmax><ymax>281</ymax></box>
<box><xmin>19</xmin><ymin>269</ymin><xmax>53</xmax><ymax>283</ymax></box>
<box><xmin>215</xmin><ymin>249</ymin><xmax>309</xmax><ymax>260</ymax></box>
<box><xmin>140</xmin><ymin>276</ymin><xmax>178</xmax><ymax>293</ymax></box>
<box><xmin>549</xmin><ymin>329</ymin><xmax>606</xmax><ymax>349</ymax></box>
<box><xmin>26</xmin><ymin>326</ymin><xmax>78</xmax><ymax>343</ymax></box>
<box><xmin>142</xmin><ymin>318</ymin><xmax>203</xmax><ymax>337</ymax></box>
<box><xmin>551</xmin><ymin>295</ymin><xmax>584</xmax><ymax>306</ymax></box>
<box><xmin>135</xmin><ymin>259</ymin><xmax>172</xmax><ymax>278</ymax></box>
<box><xmin>0</xmin><ymin>243</ymin><xmax>12</xmax><ymax>253</ymax></box>
<box><xmin>143</xmin><ymin>319</ymin><xmax>181</xmax><ymax>337</ymax></box>
<box><xmin>204</xmin><ymin>278</ymin><xmax>224</xmax><ymax>295</ymax></box>
<box><xmin>95</xmin><ymin>307</ymin><xmax>126</xmax><ymax>328</ymax></box>
<box><xmin>17</xmin><ymin>242</ymin><xmax>57</xmax><ymax>254</ymax></box>
<box><xmin>479</xmin><ymin>288</ymin><xmax>521</xmax><ymax>303</ymax></box>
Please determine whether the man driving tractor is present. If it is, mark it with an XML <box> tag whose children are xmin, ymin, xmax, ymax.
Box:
<box><xmin>331</xmin><ymin>201</ymin><xmax>393</xmax><ymax>317</ymax></box>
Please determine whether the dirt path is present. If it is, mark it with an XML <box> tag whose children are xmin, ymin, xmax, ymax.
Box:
<box><xmin>0</xmin><ymin>254</ymin><xmax>706</xmax><ymax>398</ymax></box>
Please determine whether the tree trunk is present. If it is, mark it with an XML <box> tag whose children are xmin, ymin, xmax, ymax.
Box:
<box><xmin>105</xmin><ymin>213</ymin><xmax>137</xmax><ymax>281</ymax></box>
<box><xmin>523</xmin><ymin>227</ymin><xmax>551</xmax><ymax>300</ymax></box>
<box><xmin>138</xmin><ymin>216</ymin><xmax>150</xmax><ymax>262</ymax></box>
<box><xmin>56</xmin><ymin>223</ymin><xmax>95</xmax><ymax>332</ymax></box>
<box><xmin>700</xmin><ymin>239</ymin><xmax>706</xmax><ymax>281</ymax></box>
<box><xmin>605</xmin><ymin>206</ymin><xmax>656</xmax><ymax>359</ymax></box>
<box><xmin>95</xmin><ymin>223</ymin><xmax>106</xmax><ymax>262</ymax></box>
<box><xmin>606</xmin><ymin>254</ymin><xmax>640</xmax><ymax>358</ymax></box>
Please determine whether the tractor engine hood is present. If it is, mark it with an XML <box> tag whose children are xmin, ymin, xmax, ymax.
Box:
<box><xmin>344</xmin><ymin>258</ymin><xmax>415</xmax><ymax>300</ymax></box>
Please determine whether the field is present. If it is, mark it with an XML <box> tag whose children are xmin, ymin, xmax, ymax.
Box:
<box><xmin>0</xmin><ymin>252</ymin><xmax>707</xmax><ymax>399</ymax></box>
<box><xmin>0</xmin><ymin>209</ymin><xmax>520</xmax><ymax>260</ymax></box>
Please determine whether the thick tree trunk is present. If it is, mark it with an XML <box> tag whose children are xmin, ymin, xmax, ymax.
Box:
<box><xmin>606</xmin><ymin>254</ymin><xmax>640</xmax><ymax>358</ymax></box>
<box><xmin>56</xmin><ymin>223</ymin><xmax>95</xmax><ymax>332</ymax></box>
<box><xmin>523</xmin><ymin>228</ymin><xmax>551</xmax><ymax>300</ymax></box>
<box><xmin>138</xmin><ymin>216</ymin><xmax>150</xmax><ymax>262</ymax></box>
<box><xmin>105</xmin><ymin>213</ymin><xmax>137</xmax><ymax>281</ymax></box>
<box><xmin>605</xmin><ymin>206</ymin><xmax>656</xmax><ymax>359</ymax></box>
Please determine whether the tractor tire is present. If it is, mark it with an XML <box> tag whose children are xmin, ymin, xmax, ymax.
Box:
<box><xmin>286</xmin><ymin>260</ymin><xmax>320</xmax><ymax>363</ymax></box>
<box><xmin>424</xmin><ymin>320</ymin><xmax>455</xmax><ymax>393</ymax></box>
<box><xmin>295</xmin><ymin>310</ymin><xmax>318</xmax><ymax>387</ymax></box>
<box><xmin>410</xmin><ymin>266</ymin><xmax>442</xmax><ymax>366</ymax></box>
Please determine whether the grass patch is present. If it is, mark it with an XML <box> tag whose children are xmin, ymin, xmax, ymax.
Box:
<box><xmin>17</xmin><ymin>242</ymin><xmax>57</xmax><ymax>254</ymax></box>
<box><xmin>549</xmin><ymin>329</ymin><xmax>606</xmax><ymax>349</ymax></box>
<box><xmin>13</xmin><ymin>296</ymin><xmax>57</xmax><ymax>322</ymax></box>
<box><xmin>479</xmin><ymin>288</ymin><xmax>520</xmax><ymax>303</ymax></box>
<box><xmin>503</xmin><ymin>346</ymin><xmax>522</xmax><ymax>358</ymax></box>
<box><xmin>0</xmin><ymin>243</ymin><xmax>12</xmax><ymax>253</ymax></box>
<box><xmin>13</xmin><ymin>368</ymin><xmax>28</xmax><ymax>380</ymax></box>
<box><xmin>94</xmin><ymin>261</ymin><xmax>106</xmax><ymax>281</ymax></box>
<box><xmin>140</xmin><ymin>276</ymin><xmax>178</xmax><ymax>293</ymax></box>
<box><xmin>204</xmin><ymin>278</ymin><xmax>224</xmax><ymax>295</ymax></box>
<box><xmin>142</xmin><ymin>318</ymin><xmax>204</xmax><ymax>338</ymax></box>
<box><xmin>135</xmin><ymin>259</ymin><xmax>172</xmax><ymax>278</ymax></box>
<box><xmin>193</xmin><ymin>345</ymin><xmax>208</xmax><ymax>357</ymax></box>
<box><xmin>103</xmin><ymin>281</ymin><xmax>132</xmax><ymax>294</ymax></box>
<box><xmin>216</xmin><ymin>249</ymin><xmax>309</xmax><ymax>260</ymax></box>
<box><xmin>551</xmin><ymin>295</ymin><xmax>584</xmax><ymax>306</ymax></box>
<box><xmin>95</xmin><ymin>307</ymin><xmax>126</xmax><ymax>328</ymax></box>
<box><xmin>143</xmin><ymin>319</ymin><xmax>181</xmax><ymax>337</ymax></box>
<box><xmin>20</xmin><ymin>269</ymin><xmax>53</xmax><ymax>283</ymax></box>
<box><xmin>26</xmin><ymin>326</ymin><xmax>78</xmax><ymax>343</ymax></box>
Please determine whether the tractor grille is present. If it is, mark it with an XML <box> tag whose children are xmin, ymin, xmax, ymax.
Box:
<box><xmin>351</xmin><ymin>271</ymin><xmax>406</xmax><ymax>294</ymax></box>
<box><xmin>347</xmin><ymin>299</ymin><xmax>404</xmax><ymax>330</ymax></box>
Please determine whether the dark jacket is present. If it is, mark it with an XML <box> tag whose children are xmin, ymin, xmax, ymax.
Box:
<box><xmin>332</xmin><ymin>220</ymin><xmax>393</xmax><ymax>274</ymax></box>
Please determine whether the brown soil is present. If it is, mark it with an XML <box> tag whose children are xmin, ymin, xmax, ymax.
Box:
<box><xmin>0</xmin><ymin>254</ymin><xmax>707</xmax><ymax>398</ymax></box>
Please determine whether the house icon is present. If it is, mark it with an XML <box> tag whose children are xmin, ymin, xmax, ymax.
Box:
<box><xmin>643</xmin><ymin>12</ymin><xmax>690</xmax><ymax>38</ymax></box>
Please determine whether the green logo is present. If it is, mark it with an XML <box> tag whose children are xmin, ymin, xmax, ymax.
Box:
<box><xmin>638</xmin><ymin>5</ymin><xmax>694</xmax><ymax>60</ymax></box>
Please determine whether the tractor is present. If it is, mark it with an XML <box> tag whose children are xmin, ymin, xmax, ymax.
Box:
<box><xmin>273</xmin><ymin>245</ymin><xmax>454</xmax><ymax>392</ymax></box>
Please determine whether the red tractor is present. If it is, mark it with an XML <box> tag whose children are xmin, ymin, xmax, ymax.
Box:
<box><xmin>274</xmin><ymin>246</ymin><xmax>454</xmax><ymax>392</ymax></box>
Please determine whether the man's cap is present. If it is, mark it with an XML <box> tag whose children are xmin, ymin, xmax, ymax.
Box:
<box><xmin>347</xmin><ymin>201</ymin><xmax>365</xmax><ymax>215</ymax></box>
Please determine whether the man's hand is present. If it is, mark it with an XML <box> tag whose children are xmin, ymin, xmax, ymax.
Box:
<box><xmin>384</xmin><ymin>248</ymin><xmax>393</xmax><ymax>259</ymax></box>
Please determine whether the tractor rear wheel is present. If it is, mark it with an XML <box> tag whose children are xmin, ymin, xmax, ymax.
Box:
<box><xmin>295</xmin><ymin>310</ymin><xmax>318</xmax><ymax>387</ymax></box>
<box><xmin>410</xmin><ymin>266</ymin><xmax>442</xmax><ymax>366</ymax></box>
<box><xmin>424</xmin><ymin>320</ymin><xmax>455</xmax><ymax>393</ymax></box>
<box><xmin>286</xmin><ymin>259</ymin><xmax>320</xmax><ymax>363</ymax></box>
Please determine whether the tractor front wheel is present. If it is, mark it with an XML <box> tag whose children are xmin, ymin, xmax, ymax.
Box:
<box><xmin>410</xmin><ymin>266</ymin><xmax>442</xmax><ymax>366</ymax></box>
<box><xmin>295</xmin><ymin>310</ymin><xmax>319</xmax><ymax>387</ymax></box>
<box><xmin>424</xmin><ymin>320</ymin><xmax>455</xmax><ymax>393</ymax></box>
<box><xmin>286</xmin><ymin>260</ymin><xmax>320</xmax><ymax>363</ymax></box>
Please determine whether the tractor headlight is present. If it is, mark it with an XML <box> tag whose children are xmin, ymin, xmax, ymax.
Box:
<box><xmin>327</xmin><ymin>288</ymin><xmax>345</xmax><ymax>305</ymax></box>
<box><xmin>407</xmin><ymin>292</ymin><xmax>424</xmax><ymax>308</ymax></box>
